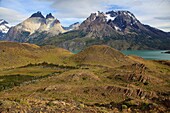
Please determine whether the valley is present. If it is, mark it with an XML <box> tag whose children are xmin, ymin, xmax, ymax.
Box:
<box><xmin>0</xmin><ymin>42</ymin><xmax>169</xmax><ymax>112</ymax></box>
<box><xmin>0</xmin><ymin>0</ymin><xmax>170</xmax><ymax>112</ymax></box>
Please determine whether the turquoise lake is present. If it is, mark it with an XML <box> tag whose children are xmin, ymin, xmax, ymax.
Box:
<box><xmin>122</xmin><ymin>50</ymin><xmax>170</xmax><ymax>60</ymax></box>
<box><xmin>73</xmin><ymin>50</ymin><xmax>170</xmax><ymax>60</ymax></box>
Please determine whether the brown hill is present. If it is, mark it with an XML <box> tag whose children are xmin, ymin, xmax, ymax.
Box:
<box><xmin>72</xmin><ymin>45</ymin><xmax>134</xmax><ymax>67</ymax></box>
<box><xmin>0</xmin><ymin>41</ymin><xmax>73</xmax><ymax>69</ymax></box>
<box><xmin>0</xmin><ymin>44</ymin><xmax>169</xmax><ymax>112</ymax></box>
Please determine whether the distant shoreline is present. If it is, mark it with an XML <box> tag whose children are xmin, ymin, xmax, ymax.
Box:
<box><xmin>163</xmin><ymin>51</ymin><xmax>170</xmax><ymax>54</ymax></box>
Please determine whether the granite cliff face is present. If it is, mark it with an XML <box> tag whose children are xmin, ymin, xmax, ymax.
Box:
<box><xmin>6</xmin><ymin>12</ymin><xmax>65</xmax><ymax>42</ymax></box>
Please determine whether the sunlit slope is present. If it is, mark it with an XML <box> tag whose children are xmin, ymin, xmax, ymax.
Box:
<box><xmin>0</xmin><ymin>41</ymin><xmax>73</xmax><ymax>69</ymax></box>
<box><xmin>71</xmin><ymin>45</ymin><xmax>135</xmax><ymax>67</ymax></box>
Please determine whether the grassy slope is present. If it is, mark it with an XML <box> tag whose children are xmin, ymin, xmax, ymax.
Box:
<box><xmin>0</xmin><ymin>41</ymin><xmax>73</xmax><ymax>69</ymax></box>
<box><xmin>71</xmin><ymin>45</ymin><xmax>135</xmax><ymax>67</ymax></box>
<box><xmin>0</xmin><ymin>43</ymin><xmax>169</xmax><ymax>112</ymax></box>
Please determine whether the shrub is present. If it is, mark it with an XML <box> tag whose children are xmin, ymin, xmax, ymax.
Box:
<box><xmin>122</xmin><ymin>104</ymin><xmax>128</xmax><ymax>109</ymax></box>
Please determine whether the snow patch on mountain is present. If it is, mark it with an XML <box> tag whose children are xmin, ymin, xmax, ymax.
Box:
<box><xmin>105</xmin><ymin>14</ymin><xmax>116</xmax><ymax>21</ymax></box>
<box><xmin>114</xmin><ymin>26</ymin><xmax>121</xmax><ymax>31</ymax></box>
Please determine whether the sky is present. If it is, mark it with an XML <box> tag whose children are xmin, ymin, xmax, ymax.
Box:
<box><xmin>0</xmin><ymin>0</ymin><xmax>170</xmax><ymax>32</ymax></box>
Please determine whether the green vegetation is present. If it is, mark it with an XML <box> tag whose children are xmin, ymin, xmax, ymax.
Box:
<box><xmin>0</xmin><ymin>42</ymin><xmax>169</xmax><ymax>112</ymax></box>
<box><xmin>0</xmin><ymin>74</ymin><xmax>35</xmax><ymax>91</ymax></box>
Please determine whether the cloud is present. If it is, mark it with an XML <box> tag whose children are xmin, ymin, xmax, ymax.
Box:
<box><xmin>0</xmin><ymin>7</ymin><xmax>28</xmax><ymax>25</ymax></box>
<box><xmin>0</xmin><ymin>0</ymin><xmax>170</xmax><ymax>31</ymax></box>
<box><xmin>155</xmin><ymin>17</ymin><xmax>170</xmax><ymax>20</ymax></box>
<box><xmin>36</xmin><ymin>0</ymin><xmax>170</xmax><ymax>31</ymax></box>
<box><xmin>50</xmin><ymin>0</ymin><xmax>105</xmax><ymax>18</ymax></box>
<box><xmin>59</xmin><ymin>18</ymin><xmax>84</xmax><ymax>27</ymax></box>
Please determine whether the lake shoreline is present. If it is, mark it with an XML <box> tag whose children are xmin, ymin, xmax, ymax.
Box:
<box><xmin>121</xmin><ymin>50</ymin><xmax>170</xmax><ymax>60</ymax></box>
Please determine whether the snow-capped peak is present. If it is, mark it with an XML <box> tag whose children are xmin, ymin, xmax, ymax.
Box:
<box><xmin>0</xmin><ymin>19</ymin><xmax>8</xmax><ymax>25</ymax></box>
<box><xmin>0</xmin><ymin>19</ymin><xmax>10</xmax><ymax>33</ymax></box>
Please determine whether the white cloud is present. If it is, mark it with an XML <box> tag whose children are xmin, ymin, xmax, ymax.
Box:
<box><xmin>0</xmin><ymin>0</ymin><xmax>170</xmax><ymax>31</ymax></box>
<box><xmin>50</xmin><ymin>0</ymin><xmax>105</xmax><ymax>18</ymax></box>
<box><xmin>37</xmin><ymin>0</ymin><xmax>170</xmax><ymax>31</ymax></box>
<box><xmin>59</xmin><ymin>18</ymin><xmax>84</xmax><ymax>27</ymax></box>
<box><xmin>0</xmin><ymin>7</ymin><xmax>28</xmax><ymax>25</ymax></box>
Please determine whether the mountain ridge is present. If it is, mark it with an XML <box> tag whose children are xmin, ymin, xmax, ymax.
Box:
<box><xmin>37</xmin><ymin>10</ymin><xmax>170</xmax><ymax>51</ymax></box>
<box><xmin>2</xmin><ymin>10</ymin><xmax>170</xmax><ymax>50</ymax></box>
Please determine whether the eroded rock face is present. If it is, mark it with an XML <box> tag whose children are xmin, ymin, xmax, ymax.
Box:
<box><xmin>105</xmin><ymin>85</ymin><xmax>157</xmax><ymax>99</ymax></box>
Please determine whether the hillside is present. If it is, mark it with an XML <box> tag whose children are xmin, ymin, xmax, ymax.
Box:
<box><xmin>71</xmin><ymin>45</ymin><xmax>134</xmax><ymax>67</ymax></box>
<box><xmin>0</xmin><ymin>41</ymin><xmax>73</xmax><ymax>69</ymax></box>
<box><xmin>0</xmin><ymin>43</ymin><xmax>169</xmax><ymax>112</ymax></box>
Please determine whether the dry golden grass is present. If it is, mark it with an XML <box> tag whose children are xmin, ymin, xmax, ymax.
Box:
<box><xmin>0</xmin><ymin>41</ymin><xmax>73</xmax><ymax>69</ymax></box>
<box><xmin>71</xmin><ymin>45</ymin><xmax>135</xmax><ymax>67</ymax></box>
<box><xmin>0</xmin><ymin>43</ymin><xmax>169</xmax><ymax>112</ymax></box>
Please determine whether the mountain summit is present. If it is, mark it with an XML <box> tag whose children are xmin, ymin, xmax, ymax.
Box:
<box><xmin>6</xmin><ymin>12</ymin><xmax>65</xmax><ymax>42</ymax></box>
<box><xmin>79</xmin><ymin>10</ymin><xmax>167</xmax><ymax>37</ymax></box>
<box><xmin>105</xmin><ymin>11</ymin><xmax>140</xmax><ymax>31</ymax></box>
<box><xmin>30</xmin><ymin>11</ymin><xmax>45</xmax><ymax>18</ymax></box>
<box><xmin>46</xmin><ymin>13</ymin><xmax>55</xmax><ymax>19</ymax></box>
<box><xmin>0</xmin><ymin>19</ymin><xmax>10</xmax><ymax>33</ymax></box>
<box><xmin>0</xmin><ymin>19</ymin><xmax>10</xmax><ymax>40</ymax></box>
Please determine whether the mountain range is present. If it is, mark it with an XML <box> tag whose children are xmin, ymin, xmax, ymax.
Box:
<box><xmin>1</xmin><ymin>11</ymin><xmax>170</xmax><ymax>51</ymax></box>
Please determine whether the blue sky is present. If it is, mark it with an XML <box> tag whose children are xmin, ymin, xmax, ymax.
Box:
<box><xmin>0</xmin><ymin>0</ymin><xmax>170</xmax><ymax>32</ymax></box>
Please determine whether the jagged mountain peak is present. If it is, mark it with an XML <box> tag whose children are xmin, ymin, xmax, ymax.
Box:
<box><xmin>0</xmin><ymin>19</ymin><xmax>9</xmax><ymax>25</ymax></box>
<box><xmin>0</xmin><ymin>19</ymin><xmax>10</xmax><ymax>40</ymax></box>
<box><xmin>46</xmin><ymin>13</ymin><xmax>55</xmax><ymax>19</ymax></box>
<box><xmin>30</xmin><ymin>11</ymin><xmax>45</xmax><ymax>18</ymax></box>
<box><xmin>5</xmin><ymin>12</ymin><xmax>65</xmax><ymax>42</ymax></box>
<box><xmin>0</xmin><ymin>19</ymin><xmax>10</xmax><ymax>34</ymax></box>
<box><xmin>80</xmin><ymin>10</ymin><xmax>142</xmax><ymax>32</ymax></box>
